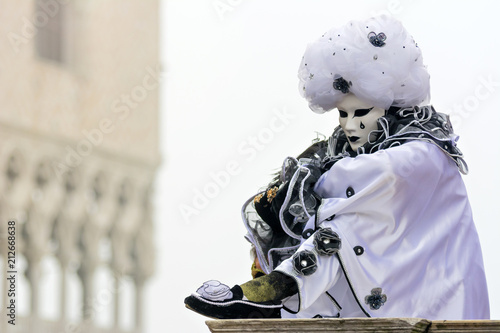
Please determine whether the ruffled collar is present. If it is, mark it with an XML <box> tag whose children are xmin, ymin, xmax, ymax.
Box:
<box><xmin>323</xmin><ymin>105</ymin><xmax>468</xmax><ymax>174</ymax></box>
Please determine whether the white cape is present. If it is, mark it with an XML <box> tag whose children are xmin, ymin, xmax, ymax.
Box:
<box><xmin>275</xmin><ymin>141</ymin><xmax>489</xmax><ymax>319</ymax></box>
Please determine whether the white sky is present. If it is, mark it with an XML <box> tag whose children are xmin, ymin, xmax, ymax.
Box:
<box><xmin>149</xmin><ymin>1</ymin><xmax>500</xmax><ymax>331</ymax></box>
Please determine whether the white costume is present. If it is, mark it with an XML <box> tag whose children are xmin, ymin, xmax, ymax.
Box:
<box><xmin>272</xmin><ymin>140</ymin><xmax>489</xmax><ymax>319</ymax></box>
<box><xmin>243</xmin><ymin>104</ymin><xmax>490</xmax><ymax>320</ymax></box>
<box><xmin>241</xmin><ymin>15</ymin><xmax>489</xmax><ymax>320</ymax></box>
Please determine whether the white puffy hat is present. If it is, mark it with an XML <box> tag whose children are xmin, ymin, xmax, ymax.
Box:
<box><xmin>298</xmin><ymin>15</ymin><xmax>430</xmax><ymax>113</ymax></box>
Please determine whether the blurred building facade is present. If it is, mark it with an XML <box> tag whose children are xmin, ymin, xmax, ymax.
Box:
<box><xmin>0</xmin><ymin>1</ymin><xmax>160</xmax><ymax>332</ymax></box>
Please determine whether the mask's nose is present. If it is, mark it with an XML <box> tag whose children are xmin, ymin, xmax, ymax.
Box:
<box><xmin>343</xmin><ymin>117</ymin><xmax>359</xmax><ymax>134</ymax></box>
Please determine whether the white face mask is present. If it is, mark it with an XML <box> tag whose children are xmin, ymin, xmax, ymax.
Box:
<box><xmin>337</xmin><ymin>94</ymin><xmax>385</xmax><ymax>150</ymax></box>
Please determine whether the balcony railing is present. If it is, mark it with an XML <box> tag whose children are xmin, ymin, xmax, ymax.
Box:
<box><xmin>206</xmin><ymin>317</ymin><xmax>500</xmax><ymax>333</ymax></box>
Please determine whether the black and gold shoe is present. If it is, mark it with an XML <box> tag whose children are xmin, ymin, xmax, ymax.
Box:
<box><xmin>184</xmin><ymin>280</ymin><xmax>282</xmax><ymax>319</ymax></box>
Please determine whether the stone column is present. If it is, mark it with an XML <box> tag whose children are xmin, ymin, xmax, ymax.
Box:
<box><xmin>53</xmin><ymin>212</ymin><xmax>80</xmax><ymax>321</ymax></box>
<box><xmin>134</xmin><ymin>278</ymin><xmax>145</xmax><ymax>332</ymax></box>
<box><xmin>52</xmin><ymin>170</ymin><xmax>82</xmax><ymax>323</ymax></box>
<box><xmin>22</xmin><ymin>208</ymin><xmax>52</xmax><ymax>317</ymax></box>
<box><xmin>109</xmin><ymin>224</ymin><xmax>131</xmax><ymax>328</ymax></box>
<box><xmin>77</xmin><ymin>220</ymin><xmax>101</xmax><ymax>322</ymax></box>
<box><xmin>130</xmin><ymin>194</ymin><xmax>155</xmax><ymax>333</ymax></box>
<box><xmin>109</xmin><ymin>179</ymin><xmax>139</xmax><ymax>330</ymax></box>
<box><xmin>22</xmin><ymin>160</ymin><xmax>64</xmax><ymax>321</ymax></box>
<box><xmin>77</xmin><ymin>171</ymin><xmax>117</xmax><ymax>329</ymax></box>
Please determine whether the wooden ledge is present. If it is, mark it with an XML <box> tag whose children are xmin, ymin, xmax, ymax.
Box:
<box><xmin>429</xmin><ymin>320</ymin><xmax>500</xmax><ymax>332</ymax></box>
<box><xmin>206</xmin><ymin>318</ymin><xmax>500</xmax><ymax>333</ymax></box>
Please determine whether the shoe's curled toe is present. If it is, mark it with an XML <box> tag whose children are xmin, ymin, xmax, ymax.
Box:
<box><xmin>184</xmin><ymin>280</ymin><xmax>282</xmax><ymax>319</ymax></box>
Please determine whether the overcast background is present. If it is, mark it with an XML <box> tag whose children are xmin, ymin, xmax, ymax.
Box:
<box><xmin>149</xmin><ymin>1</ymin><xmax>500</xmax><ymax>331</ymax></box>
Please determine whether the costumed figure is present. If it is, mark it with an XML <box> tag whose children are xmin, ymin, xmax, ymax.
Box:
<box><xmin>184</xmin><ymin>15</ymin><xmax>490</xmax><ymax>320</ymax></box>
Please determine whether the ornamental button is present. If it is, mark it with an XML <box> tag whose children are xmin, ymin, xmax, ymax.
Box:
<box><xmin>346</xmin><ymin>186</ymin><xmax>355</xmax><ymax>198</ymax></box>
<box><xmin>292</xmin><ymin>250</ymin><xmax>318</xmax><ymax>276</ymax></box>
<box><xmin>365</xmin><ymin>288</ymin><xmax>387</xmax><ymax>310</ymax></box>
<box><xmin>313</xmin><ymin>228</ymin><xmax>341</xmax><ymax>256</ymax></box>
<box><xmin>354</xmin><ymin>246</ymin><xmax>364</xmax><ymax>256</ymax></box>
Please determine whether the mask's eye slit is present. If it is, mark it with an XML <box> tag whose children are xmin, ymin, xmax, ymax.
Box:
<box><xmin>338</xmin><ymin>110</ymin><xmax>348</xmax><ymax>118</ymax></box>
<box><xmin>354</xmin><ymin>107</ymin><xmax>374</xmax><ymax>118</ymax></box>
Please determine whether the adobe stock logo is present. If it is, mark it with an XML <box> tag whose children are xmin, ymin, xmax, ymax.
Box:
<box><xmin>178</xmin><ymin>107</ymin><xmax>296</xmax><ymax>224</ymax></box>
<box><xmin>51</xmin><ymin>65</ymin><xmax>164</xmax><ymax>181</ymax></box>
<box><xmin>445</xmin><ymin>74</ymin><xmax>499</xmax><ymax>130</ymax></box>
<box><xmin>212</xmin><ymin>0</ymin><xmax>245</xmax><ymax>21</ymax></box>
